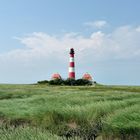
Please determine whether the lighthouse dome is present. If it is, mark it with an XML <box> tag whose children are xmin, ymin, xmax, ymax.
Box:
<box><xmin>82</xmin><ymin>73</ymin><xmax>92</xmax><ymax>81</ymax></box>
<box><xmin>51</xmin><ymin>73</ymin><xmax>62</xmax><ymax>80</ymax></box>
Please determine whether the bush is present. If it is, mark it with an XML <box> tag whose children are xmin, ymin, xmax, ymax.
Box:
<box><xmin>38</xmin><ymin>79</ymin><xmax>92</xmax><ymax>86</ymax></box>
<box><xmin>64</xmin><ymin>78</ymin><xmax>76</xmax><ymax>86</ymax></box>
<box><xmin>76</xmin><ymin>79</ymin><xmax>92</xmax><ymax>86</ymax></box>
<box><xmin>49</xmin><ymin>79</ymin><xmax>64</xmax><ymax>85</ymax></box>
<box><xmin>37</xmin><ymin>80</ymin><xmax>49</xmax><ymax>84</ymax></box>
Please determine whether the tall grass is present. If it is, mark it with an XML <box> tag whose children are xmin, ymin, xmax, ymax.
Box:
<box><xmin>0</xmin><ymin>84</ymin><xmax>140</xmax><ymax>139</ymax></box>
<box><xmin>102</xmin><ymin>104</ymin><xmax>140</xmax><ymax>140</ymax></box>
<box><xmin>0</xmin><ymin>127</ymin><xmax>63</xmax><ymax>140</ymax></box>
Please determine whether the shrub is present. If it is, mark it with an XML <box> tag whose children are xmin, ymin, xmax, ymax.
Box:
<box><xmin>48</xmin><ymin>79</ymin><xmax>92</xmax><ymax>86</ymax></box>
<box><xmin>64</xmin><ymin>78</ymin><xmax>76</xmax><ymax>86</ymax></box>
<box><xmin>49</xmin><ymin>79</ymin><xmax>64</xmax><ymax>85</ymax></box>
<box><xmin>76</xmin><ymin>79</ymin><xmax>92</xmax><ymax>86</ymax></box>
<box><xmin>37</xmin><ymin>80</ymin><xmax>49</xmax><ymax>84</ymax></box>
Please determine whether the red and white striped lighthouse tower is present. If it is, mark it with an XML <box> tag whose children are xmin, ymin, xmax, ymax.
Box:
<box><xmin>69</xmin><ymin>48</ymin><xmax>75</xmax><ymax>79</ymax></box>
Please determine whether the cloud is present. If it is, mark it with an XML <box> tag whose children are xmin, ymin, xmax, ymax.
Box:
<box><xmin>0</xmin><ymin>25</ymin><xmax>140</xmax><ymax>83</ymax></box>
<box><xmin>1</xmin><ymin>25</ymin><xmax>140</xmax><ymax>64</ymax></box>
<box><xmin>84</xmin><ymin>20</ymin><xmax>107</xmax><ymax>29</ymax></box>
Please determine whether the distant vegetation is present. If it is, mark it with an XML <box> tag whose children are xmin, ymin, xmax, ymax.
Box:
<box><xmin>0</xmin><ymin>84</ymin><xmax>140</xmax><ymax>140</ymax></box>
<box><xmin>37</xmin><ymin>78</ymin><xmax>93</xmax><ymax>86</ymax></box>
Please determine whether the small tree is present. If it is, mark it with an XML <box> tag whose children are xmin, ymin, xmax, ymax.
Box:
<box><xmin>38</xmin><ymin>79</ymin><xmax>93</xmax><ymax>86</ymax></box>
<box><xmin>64</xmin><ymin>78</ymin><xmax>76</xmax><ymax>86</ymax></box>
<box><xmin>76</xmin><ymin>79</ymin><xmax>92</xmax><ymax>86</ymax></box>
<box><xmin>49</xmin><ymin>79</ymin><xmax>64</xmax><ymax>85</ymax></box>
<box><xmin>37</xmin><ymin>80</ymin><xmax>49</xmax><ymax>84</ymax></box>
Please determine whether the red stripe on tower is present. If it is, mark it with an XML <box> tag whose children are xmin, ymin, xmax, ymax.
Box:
<box><xmin>69</xmin><ymin>48</ymin><xmax>75</xmax><ymax>79</ymax></box>
<box><xmin>69</xmin><ymin>62</ymin><xmax>74</xmax><ymax>67</ymax></box>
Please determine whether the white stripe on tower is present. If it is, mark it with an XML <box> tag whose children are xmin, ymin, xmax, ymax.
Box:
<box><xmin>69</xmin><ymin>48</ymin><xmax>75</xmax><ymax>79</ymax></box>
<box><xmin>69</xmin><ymin>67</ymin><xmax>75</xmax><ymax>72</ymax></box>
<box><xmin>69</xmin><ymin>57</ymin><xmax>74</xmax><ymax>62</ymax></box>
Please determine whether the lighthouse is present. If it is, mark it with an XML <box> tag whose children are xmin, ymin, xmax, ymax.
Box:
<box><xmin>69</xmin><ymin>48</ymin><xmax>75</xmax><ymax>79</ymax></box>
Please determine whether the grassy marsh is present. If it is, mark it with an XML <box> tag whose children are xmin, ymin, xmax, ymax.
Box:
<box><xmin>0</xmin><ymin>84</ymin><xmax>140</xmax><ymax>139</ymax></box>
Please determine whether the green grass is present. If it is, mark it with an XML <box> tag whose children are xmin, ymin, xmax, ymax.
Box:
<box><xmin>0</xmin><ymin>127</ymin><xmax>62</xmax><ymax>140</ymax></box>
<box><xmin>0</xmin><ymin>84</ymin><xmax>140</xmax><ymax>140</ymax></box>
